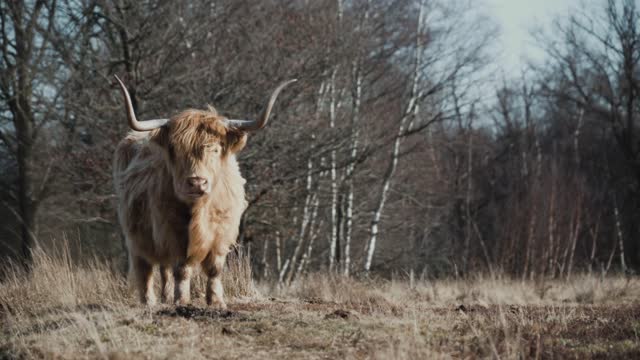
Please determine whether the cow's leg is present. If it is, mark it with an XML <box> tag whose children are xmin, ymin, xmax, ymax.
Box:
<box><xmin>173</xmin><ymin>263</ymin><xmax>193</xmax><ymax>305</ymax></box>
<box><xmin>203</xmin><ymin>252</ymin><xmax>227</xmax><ymax>309</ymax></box>
<box><xmin>160</xmin><ymin>266</ymin><xmax>173</xmax><ymax>303</ymax></box>
<box><xmin>132</xmin><ymin>256</ymin><xmax>156</xmax><ymax>306</ymax></box>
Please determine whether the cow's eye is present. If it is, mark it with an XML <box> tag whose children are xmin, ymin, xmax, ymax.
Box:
<box><xmin>204</xmin><ymin>144</ymin><xmax>219</xmax><ymax>153</ymax></box>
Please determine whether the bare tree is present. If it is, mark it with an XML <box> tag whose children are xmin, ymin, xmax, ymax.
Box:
<box><xmin>0</xmin><ymin>1</ymin><xmax>91</xmax><ymax>263</ymax></box>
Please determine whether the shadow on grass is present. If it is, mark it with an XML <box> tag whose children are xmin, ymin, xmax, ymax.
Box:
<box><xmin>155</xmin><ymin>305</ymin><xmax>251</xmax><ymax>322</ymax></box>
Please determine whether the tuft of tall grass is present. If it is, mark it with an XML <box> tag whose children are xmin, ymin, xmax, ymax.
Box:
<box><xmin>222</xmin><ymin>247</ymin><xmax>258</xmax><ymax>298</ymax></box>
<box><xmin>0</xmin><ymin>241</ymin><xmax>130</xmax><ymax>318</ymax></box>
<box><xmin>0</xmin><ymin>240</ymin><xmax>260</xmax><ymax>318</ymax></box>
<box><xmin>192</xmin><ymin>246</ymin><xmax>258</xmax><ymax>300</ymax></box>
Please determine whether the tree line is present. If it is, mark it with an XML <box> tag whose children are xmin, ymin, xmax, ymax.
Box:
<box><xmin>1</xmin><ymin>0</ymin><xmax>638</xmax><ymax>280</ymax></box>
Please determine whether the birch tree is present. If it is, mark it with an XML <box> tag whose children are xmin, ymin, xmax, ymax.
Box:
<box><xmin>328</xmin><ymin>0</ymin><xmax>344</xmax><ymax>272</ymax></box>
<box><xmin>342</xmin><ymin>0</ymin><xmax>371</xmax><ymax>276</ymax></box>
<box><xmin>328</xmin><ymin>69</ymin><xmax>340</xmax><ymax>272</ymax></box>
<box><xmin>284</xmin><ymin>155</ymin><xmax>316</xmax><ymax>284</ymax></box>
<box><xmin>364</xmin><ymin>0</ymin><xmax>427</xmax><ymax>273</ymax></box>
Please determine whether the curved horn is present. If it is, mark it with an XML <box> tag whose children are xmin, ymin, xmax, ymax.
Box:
<box><xmin>225</xmin><ymin>79</ymin><xmax>297</xmax><ymax>131</ymax></box>
<box><xmin>114</xmin><ymin>75</ymin><xmax>170</xmax><ymax>131</ymax></box>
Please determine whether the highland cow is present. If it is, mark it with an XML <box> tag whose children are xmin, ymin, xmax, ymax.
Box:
<box><xmin>112</xmin><ymin>75</ymin><xmax>295</xmax><ymax>307</ymax></box>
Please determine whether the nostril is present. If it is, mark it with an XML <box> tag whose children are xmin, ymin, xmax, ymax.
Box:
<box><xmin>187</xmin><ymin>177</ymin><xmax>207</xmax><ymax>188</ymax></box>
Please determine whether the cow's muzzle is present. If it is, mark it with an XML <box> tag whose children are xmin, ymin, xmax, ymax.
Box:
<box><xmin>186</xmin><ymin>176</ymin><xmax>209</xmax><ymax>196</ymax></box>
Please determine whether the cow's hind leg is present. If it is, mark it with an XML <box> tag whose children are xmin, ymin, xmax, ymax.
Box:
<box><xmin>160</xmin><ymin>266</ymin><xmax>173</xmax><ymax>303</ymax></box>
<box><xmin>132</xmin><ymin>256</ymin><xmax>156</xmax><ymax>306</ymax></box>
<box><xmin>203</xmin><ymin>252</ymin><xmax>227</xmax><ymax>309</ymax></box>
<box><xmin>173</xmin><ymin>263</ymin><xmax>193</xmax><ymax>305</ymax></box>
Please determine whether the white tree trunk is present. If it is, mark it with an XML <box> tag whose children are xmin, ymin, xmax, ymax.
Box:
<box><xmin>285</xmin><ymin>157</ymin><xmax>315</xmax><ymax>283</ymax></box>
<box><xmin>344</xmin><ymin>59</ymin><xmax>363</xmax><ymax>276</ymax></box>
<box><xmin>262</xmin><ymin>234</ymin><xmax>269</xmax><ymax>279</ymax></box>
<box><xmin>278</xmin><ymin>259</ymin><xmax>290</xmax><ymax>285</ymax></box>
<box><xmin>613</xmin><ymin>199</ymin><xmax>627</xmax><ymax>272</ymax></box>
<box><xmin>275</xmin><ymin>230</ymin><xmax>282</xmax><ymax>275</ymax></box>
<box><xmin>364</xmin><ymin>0</ymin><xmax>426</xmax><ymax>273</ymax></box>
<box><xmin>328</xmin><ymin>0</ymin><xmax>345</xmax><ymax>273</ymax></box>
<box><xmin>364</xmin><ymin>134</ymin><xmax>401</xmax><ymax>272</ymax></box>
<box><xmin>295</xmin><ymin>196</ymin><xmax>320</xmax><ymax>278</ymax></box>
<box><xmin>328</xmin><ymin>68</ymin><xmax>340</xmax><ymax>272</ymax></box>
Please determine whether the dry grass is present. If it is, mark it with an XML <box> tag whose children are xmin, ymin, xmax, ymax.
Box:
<box><xmin>1</xmin><ymin>245</ymin><xmax>639</xmax><ymax>359</ymax></box>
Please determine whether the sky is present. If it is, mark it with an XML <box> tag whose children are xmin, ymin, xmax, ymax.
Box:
<box><xmin>485</xmin><ymin>0</ymin><xmax>582</xmax><ymax>74</ymax></box>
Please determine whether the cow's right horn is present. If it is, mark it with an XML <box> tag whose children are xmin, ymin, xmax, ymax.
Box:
<box><xmin>114</xmin><ymin>75</ymin><xmax>170</xmax><ymax>131</ymax></box>
<box><xmin>225</xmin><ymin>79</ymin><xmax>297</xmax><ymax>131</ymax></box>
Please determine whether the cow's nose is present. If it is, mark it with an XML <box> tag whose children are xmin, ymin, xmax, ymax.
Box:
<box><xmin>187</xmin><ymin>177</ymin><xmax>208</xmax><ymax>191</ymax></box>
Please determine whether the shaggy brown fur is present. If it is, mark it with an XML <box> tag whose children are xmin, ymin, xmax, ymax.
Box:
<box><xmin>113</xmin><ymin>108</ymin><xmax>248</xmax><ymax>308</ymax></box>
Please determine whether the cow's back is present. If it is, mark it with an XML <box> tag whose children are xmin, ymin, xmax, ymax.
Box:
<box><xmin>113</xmin><ymin>132</ymin><xmax>149</xmax><ymax>179</ymax></box>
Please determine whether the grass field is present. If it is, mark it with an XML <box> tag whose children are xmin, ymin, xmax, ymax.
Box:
<box><xmin>1</xmin><ymin>247</ymin><xmax>639</xmax><ymax>359</ymax></box>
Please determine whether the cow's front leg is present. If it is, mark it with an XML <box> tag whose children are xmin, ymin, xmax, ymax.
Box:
<box><xmin>160</xmin><ymin>266</ymin><xmax>173</xmax><ymax>303</ymax></box>
<box><xmin>173</xmin><ymin>263</ymin><xmax>193</xmax><ymax>305</ymax></box>
<box><xmin>132</xmin><ymin>256</ymin><xmax>156</xmax><ymax>306</ymax></box>
<box><xmin>203</xmin><ymin>252</ymin><xmax>227</xmax><ymax>309</ymax></box>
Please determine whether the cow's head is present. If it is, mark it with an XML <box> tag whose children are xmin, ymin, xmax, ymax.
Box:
<box><xmin>114</xmin><ymin>76</ymin><xmax>295</xmax><ymax>203</ymax></box>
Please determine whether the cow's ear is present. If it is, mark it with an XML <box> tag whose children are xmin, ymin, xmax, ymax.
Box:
<box><xmin>226</xmin><ymin>129</ymin><xmax>247</xmax><ymax>154</ymax></box>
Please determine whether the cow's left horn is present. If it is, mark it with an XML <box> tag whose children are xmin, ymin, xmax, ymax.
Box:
<box><xmin>114</xmin><ymin>75</ymin><xmax>170</xmax><ymax>131</ymax></box>
<box><xmin>225</xmin><ymin>79</ymin><xmax>297</xmax><ymax>131</ymax></box>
